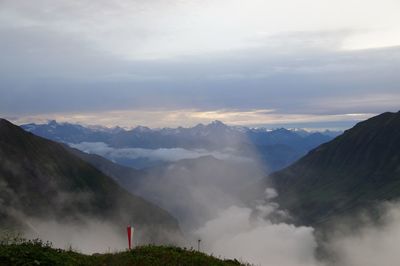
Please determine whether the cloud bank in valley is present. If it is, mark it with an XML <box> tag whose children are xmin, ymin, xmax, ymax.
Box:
<box><xmin>327</xmin><ymin>202</ymin><xmax>400</xmax><ymax>266</ymax></box>
<box><xmin>14</xmin><ymin>185</ymin><xmax>400</xmax><ymax>266</ymax></box>
<box><xmin>195</xmin><ymin>197</ymin><xmax>400</xmax><ymax>266</ymax></box>
<box><xmin>68</xmin><ymin>137</ymin><xmax>400</xmax><ymax>266</ymax></box>
<box><xmin>24</xmin><ymin>218</ymin><xmax>126</xmax><ymax>254</ymax></box>
<box><xmin>196</xmin><ymin>204</ymin><xmax>320</xmax><ymax>266</ymax></box>
<box><xmin>4</xmin><ymin>128</ymin><xmax>400</xmax><ymax>266</ymax></box>
<box><xmin>69</xmin><ymin>141</ymin><xmax>249</xmax><ymax>164</ymax></box>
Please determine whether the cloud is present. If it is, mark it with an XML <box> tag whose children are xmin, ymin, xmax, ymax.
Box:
<box><xmin>11</xmin><ymin>109</ymin><xmax>376</xmax><ymax>130</ymax></box>
<box><xmin>327</xmin><ymin>202</ymin><xmax>400</xmax><ymax>266</ymax></box>
<box><xmin>69</xmin><ymin>142</ymin><xmax>248</xmax><ymax>163</ymax></box>
<box><xmin>193</xmin><ymin>194</ymin><xmax>400</xmax><ymax>266</ymax></box>
<box><xmin>2</xmin><ymin>43</ymin><xmax>399</xmax><ymax>124</ymax></box>
<box><xmin>23</xmin><ymin>218</ymin><xmax>127</xmax><ymax>254</ymax></box>
<box><xmin>195</xmin><ymin>201</ymin><xmax>321</xmax><ymax>266</ymax></box>
<box><xmin>0</xmin><ymin>0</ymin><xmax>399</xmax><ymax>124</ymax></box>
<box><xmin>111</xmin><ymin>135</ymin><xmax>267</xmax><ymax>232</ymax></box>
<box><xmin>1</xmin><ymin>0</ymin><xmax>399</xmax><ymax>60</ymax></box>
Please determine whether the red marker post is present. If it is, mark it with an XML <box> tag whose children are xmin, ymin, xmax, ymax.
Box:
<box><xmin>127</xmin><ymin>225</ymin><xmax>134</xmax><ymax>250</ymax></box>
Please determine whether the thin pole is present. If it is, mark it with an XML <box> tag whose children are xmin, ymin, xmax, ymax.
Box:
<box><xmin>127</xmin><ymin>225</ymin><xmax>132</xmax><ymax>250</ymax></box>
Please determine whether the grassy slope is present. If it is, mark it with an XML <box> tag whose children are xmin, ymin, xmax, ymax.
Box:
<box><xmin>0</xmin><ymin>242</ymin><xmax>243</xmax><ymax>266</ymax></box>
<box><xmin>267</xmin><ymin>111</ymin><xmax>400</xmax><ymax>226</ymax></box>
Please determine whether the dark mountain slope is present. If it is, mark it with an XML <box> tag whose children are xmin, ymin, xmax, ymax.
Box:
<box><xmin>0</xmin><ymin>119</ymin><xmax>181</xmax><ymax>244</ymax></box>
<box><xmin>65</xmin><ymin>145</ymin><xmax>146</xmax><ymax>189</ymax></box>
<box><xmin>261</xmin><ymin>111</ymin><xmax>400</xmax><ymax>226</ymax></box>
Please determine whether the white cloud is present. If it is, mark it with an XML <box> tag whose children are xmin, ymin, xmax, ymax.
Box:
<box><xmin>328</xmin><ymin>202</ymin><xmax>400</xmax><ymax>266</ymax></box>
<box><xmin>69</xmin><ymin>142</ymin><xmax>248</xmax><ymax>163</ymax></box>
<box><xmin>24</xmin><ymin>218</ymin><xmax>126</xmax><ymax>254</ymax></box>
<box><xmin>195</xmin><ymin>205</ymin><xmax>321</xmax><ymax>266</ymax></box>
<box><xmin>1</xmin><ymin>0</ymin><xmax>400</xmax><ymax>60</ymax></box>
<box><xmin>1</xmin><ymin>1</ymin><xmax>399</xmax><ymax>129</ymax></box>
<box><xmin>11</xmin><ymin>109</ymin><xmax>376</xmax><ymax>129</ymax></box>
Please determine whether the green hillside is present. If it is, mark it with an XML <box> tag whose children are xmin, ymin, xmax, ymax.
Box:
<box><xmin>0</xmin><ymin>240</ymin><xmax>243</xmax><ymax>266</ymax></box>
<box><xmin>258</xmin><ymin>111</ymin><xmax>400</xmax><ymax>226</ymax></box>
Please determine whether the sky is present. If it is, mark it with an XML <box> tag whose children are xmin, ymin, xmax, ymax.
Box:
<box><xmin>0</xmin><ymin>0</ymin><xmax>399</xmax><ymax>129</ymax></box>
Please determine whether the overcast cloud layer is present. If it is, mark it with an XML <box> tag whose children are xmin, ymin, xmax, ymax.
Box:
<box><xmin>0</xmin><ymin>0</ymin><xmax>399</xmax><ymax>128</ymax></box>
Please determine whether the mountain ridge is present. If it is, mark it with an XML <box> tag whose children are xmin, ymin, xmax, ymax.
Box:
<box><xmin>0</xmin><ymin>118</ymin><xmax>182</xmax><ymax>244</ymax></box>
<box><xmin>258</xmin><ymin>111</ymin><xmax>400</xmax><ymax>226</ymax></box>
<box><xmin>21</xmin><ymin>120</ymin><xmax>338</xmax><ymax>171</ymax></box>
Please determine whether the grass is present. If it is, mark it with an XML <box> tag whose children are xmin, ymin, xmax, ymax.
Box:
<box><xmin>0</xmin><ymin>237</ymin><xmax>244</xmax><ymax>266</ymax></box>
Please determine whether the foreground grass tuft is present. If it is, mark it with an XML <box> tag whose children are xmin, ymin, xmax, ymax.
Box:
<box><xmin>0</xmin><ymin>239</ymin><xmax>244</xmax><ymax>266</ymax></box>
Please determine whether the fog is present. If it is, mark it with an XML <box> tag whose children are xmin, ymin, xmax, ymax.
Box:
<box><xmin>24</xmin><ymin>218</ymin><xmax>126</xmax><ymax>254</ymax></box>
<box><xmin>3</xmin><ymin>209</ymin><xmax>183</xmax><ymax>254</ymax></box>
<box><xmin>3</xmin><ymin>128</ymin><xmax>400</xmax><ymax>266</ymax></box>
<box><xmin>133</xmin><ymin>159</ymin><xmax>260</xmax><ymax>228</ymax></box>
<box><xmin>0</xmin><ymin>199</ymin><xmax>128</xmax><ymax>254</ymax></box>
<box><xmin>121</xmin><ymin>135</ymin><xmax>326</xmax><ymax>265</ymax></box>
<box><xmin>193</xmin><ymin>189</ymin><xmax>400</xmax><ymax>266</ymax></box>
<box><xmin>120</xmin><ymin>133</ymin><xmax>400</xmax><ymax>266</ymax></box>
<box><xmin>195</xmin><ymin>197</ymin><xmax>320</xmax><ymax>266</ymax></box>
<box><xmin>70</xmin><ymin>141</ymin><xmax>250</xmax><ymax>166</ymax></box>
<box><xmin>325</xmin><ymin>202</ymin><xmax>400</xmax><ymax>266</ymax></box>
<box><xmin>9</xmin><ymin>178</ymin><xmax>400</xmax><ymax>266</ymax></box>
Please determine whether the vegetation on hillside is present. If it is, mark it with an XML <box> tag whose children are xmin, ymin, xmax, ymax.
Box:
<box><xmin>0</xmin><ymin>237</ymin><xmax>244</xmax><ymax>266</ymax></box>
<box><xmin>263</xmin><ymin>111</ymin><xmax>400</xmax><ymax>226</ymax></box>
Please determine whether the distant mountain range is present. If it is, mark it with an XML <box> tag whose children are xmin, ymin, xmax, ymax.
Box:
<box><xmin>251</xmin><ymin>111</ymin><xmax>400</xmax><ymax>227</ymax></box>
<box><xmin>0</xmin><ymin>119</ymin><xmax>182</xmax><ymax>244</ymax></box>
<box><xmin>22</xmin><ymin>120</ymin><xmax>341</xmax><ymax>172</ymax></box>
